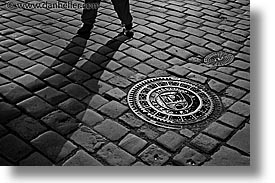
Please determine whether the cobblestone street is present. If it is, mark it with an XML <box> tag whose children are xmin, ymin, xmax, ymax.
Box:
<box><xmin>0</xmin><ymin>0</ymin><xmax>250</xmax><ymax>166</ymax></box>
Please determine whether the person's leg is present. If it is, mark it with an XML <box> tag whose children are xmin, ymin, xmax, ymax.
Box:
<box><xmin>111</xmin><ymin>0</ymin><xmax>133</xmax><ymax>36</ymax></box>
<box><xmin>78</xmin><ymin>0</ymin><xmax>101</xmax><ymax>35</ymax></box>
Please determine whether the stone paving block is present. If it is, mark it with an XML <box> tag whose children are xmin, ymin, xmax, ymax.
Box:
<box><xmin>205</xmin><ymin>42</ymin><xmax>223</xmax><ymax>51</ymax></box>
<box><xmin>28</xmin><ymin>40</ymin><xmax>51</xmax><ymax>50</ymax></box>
<box><xmin>129</xmin><ymin>73</ymin><xmax>147</xmax><ymax>83</ymax></box>
<box><xmin>183</xmin><ymin>27</ymin><xmax>206</xmax><ymax>37</ymax></box>
<box><xmin>67</xmin><ymin>69</ymin><xmax>91</xmax><ymax>83</ymax></box>
<box><xmin>84</xmin><ymin>94</ymin><xmax>109</xmax><ymax>109</ymax></box>
<box><xmin>230</xmin><ymin>60</ymin><xmax>250</xmax><ymax>70</ymax></box>
<box><xmin>204</xmin><ymin>34</ymin><xmax>226</xmax><ymax>44</ymax></box>
<box><xmin>173</xmin><ymin>146</ymin><xmax>207</xmax><ymax>166</ymax></box>
<box><xmin>217</xmin><ymin>67</ymin><xmax>237</xmax><ymax>74</ymax></box>
<box><xmin>94</xmin><ymin>119</ymin><xmax>129</xmax><ymax>141</ymax></box>
<box><xmin>42</xmin><ymin>110</ymin><xmax>80</xmax><ymax>135</ymax></box>
<box><xmin>45</xmin><ymin>74</ymin><xmax>70</xmax><ymax>88</ymax></box>
<box><xmin>186</xmin><ymin>45</ymin><xmax>212</xmax><ymax>57</ymax></box>
<box><xmin>190</xmin><ymin>133</ymin><xmax>220</xmax><ymax>153</ymax></box>
<box><xmin>0</xmin><ymin>125</ymin><xmax>8</xmax><ymax>137</ymax></box>
<box><xmin>116</xmin><ymin>68</ymin><xmax>135</xmax><ymax>78</ymax></box>
<box><xmin>36</xmin><ymin>86</ymin><xmax>68</xmax><ymax>105</ymax></box>
<box><xmin>105</xmin><ymin>87</ymin><xmax>126</xmax><ymax>101</ymax></box>
<box><xmin>186</xmin><ymin>35</ymin><xmax>208</xmax><ymax>46</ymax></box>
<box><xmin>134</xmin><ymin>63</ymin><xmax>155</xmax><ymax>75</ymax></box>
<box><xmin>7</xmin><ymin>115</ymin><xmax>47</xmax><ymax>140</ymax></box>
<box><xmin>218</xmin><ymin>112</ymin><xmax>246</xmax><ymax>128</ymax></box>
<box><xmin>157</xmin><ymin>131</ymin><xmax>185</xmax><ymax>152</ymax></box>
<box><xmin>208</xmin><ymin>79</ymin><xmax>227</xmax><ymax>92</ymax></box>
<box><xmin>77</xmin><ymin>109</ymin><xmax>104</xmax><ymax>127</ymax></box>
<box><xmin>233</xmin><ymin>71</ymin><xmax>250</xmax><ymax>80</ymax></box>
<box><xmin>93</xmin><ymin>70</ymin><xmax>115</xmax><ymax>81</ymax></box>
<box><xmin>63</xmin><ymin>150</ymin><xmax>102</xmax><ymax>166</ymax></box>
<box><xmin>32</xmin><ymin>131</ymin><xmax>77</xmax><ymax>163</ymax></box>
<box><xmin>0</xmin><ymin>66</ymin><xmax>24</xmax><ymax>79</ymax></box>
<box><xmin>221</xmin><ymin>32</ymin><xmax>246</xmax><ymax>42</ymax></box>
<box><xmin>233</xmin><ymin>79</ymin><xmax>250</xmax><ymax>91</ymax></box>
<box><xmin>223</xmin><ymin>40</ymin><xmax>243</xmax><ymax>51</ymax></box>
<box><xmin>221</xmin><ymin>96</ymin><xmax>236</xmax><ymax>108</ymax></box>
<box><xmin>15</xmin><ymin>74</ymin><xmax>45</xmax><ymax>92</ymax></box>
<box><xmin>119</xmin><ymin>113</ymin><xmax>144</xmax><ymax>128</ymax></box>
<box><xmin>139</xmin><ymin>144</ymin><xmax>171</xmax><ymax>166</ymax></box>
<box><xmin>18</xmin><ymin>96</ymin><xmax>54</xmax><ymax>119</ymax></box>
<box><xmin>53</xmin><ymin>63</ymin><xmax>73</xmax><ymax>75</ymax></box>
<box><xmin>229</xmin><ymin>101</ymin><xmax>250</xmax><ymax>117</ymax></box>
<box><xmin>167</xmin><ymin>37</ymin><xmax>190</xmax><ymax>48</ymax></box>
<box><xmin>241</xmin><ymin>93</ymin><xmax>250</xmax><ymax>104</ymax></box>
<box><xmin>225</xmin><ymin>86</ymin><xmax>247</xmax><ymax>99</ymax></box>
<box><xmin>8</xmin><ymin>57</ymin><xmax>35</xmax><ymax>70</ymax></box>
<box><xmin>20</xmin><ymin>49</ymin><xmax>44</xmax><ymax>60</ymax></box>
<box><xmin>139</xmin><ymin>126</ymin><xmax>160</xmax><ymax>140</ymax></box>
<box><xmin>152</xmin><ymin>51</ymin><xmax>171</xmax><ymax>60</ymax></box>
<box><xmin>84</xmin><ymin>79</ymin><xmax>112</xmax><ymax>94</ymax></box>
<box><xmin>36</xmin><ymin>56</ymin><xmax>60</xmax><ymax>67</ymax></box>
<box><xmin>108</xmin><ymin>76</ymin><xmax>132</xmax><ymax>88</ymax></box>
<box><xmin>61</xmin><ymin>83</ymin><xmax>89</xmax><ymax>101</ymax></box>
<box><xmin>203</xmin><ymin>122</ymin><xmax>234</xmax><ymax>141</ymax></box>
<box><xmin>167</xmin><ymin>65</ymin><xmax>190</xmax><ymax>77</ymax></box>
<box><xmin>205</xmin><ymin>70</ymin><xmax>236</xmax><ymax>83</ymax></box>
<box><xmin>119</xmin><ymin>57</ymin><xmax>140</xmax><ymax>67</ymax></box>
<box><xmin>124</xmin><ymin>47</ymin><xmax>151</xmax><ymax>61</ymax></box>
<box><xmin>19</xmin><ymin>152</ymin><xmax>53</xmax><ymax>166</ymax></box>
<box><xmin>0</xmin><ymin>134</ymin><xmax>33</xmax><ymax>163</ymax></box>
<box><xmin>119</xmin><ymin>133</ymin><xmax>147</xmax><ymax>155</ymax></box>
<box><xmin>167</xmin><ymin>46</ymin><xmax>193</xmax><ymax>59</ymax></box>
<box><xmin>58</xmin><ymin>98</ymin><xmax>85</xmax><ymax>115</ymax></box>
<box><xmin>227</xmin><ymin>124</ymin><xmax>250</xmax><ymax>154</ymax></box>
<box><xmin>97</xmin><ymin>142</ymin><xmax>136</xmax><ymax>166</ymax></box>
<box><xmin>0</xmin><ymin>102</ymin><xmax>21</xmax><ymax>124</ymax></box>
<box><xmin>146</xmin><ymin>58</ymin><xmax>170</xmax><ymax>70</ymax></box>
<box><xmin>101</xmin><ymin>60</ymin><xmax>122</xmax><ymax>71</ymax></box>
<box><xmin>204</xmin><ymin>146</ymin><xmax>249</xmax><ymax>166</ymax></box>
<box><xmin>69</xmin><ymin>126</ymin><xmax>106</xmax><ymax>153</ymax></box>
<box><xmin>98</xmin><ymin>100</ymin><xmax>128</xmax><ymax>119</ymax></box>
<box><xmin>179</xmin><ymin>129</ymin><xmax>195</xmax><ymax>138</ymax></box>
<box><xmin>25</xmin><ymin>64</ymin><xmax>55</xmax><ymax>79</ymax></box>
<box><xmin>0</xmin><ymin>82</ymin><xmax>32</xmax><ymax>103</ymax></box>
<box><xmin>183</xmin><ymin>63</ymin><xmax>209</xmax><ymax>73</ymax></box>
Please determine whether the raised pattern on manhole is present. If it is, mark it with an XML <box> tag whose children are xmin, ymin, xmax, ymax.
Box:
<box><xmin>204</xmin><ymin>51</ymin><xmax>234</xmax><ymax>66</ymax></box>
<box><xmin>127</xmin><ymin>77</ymin><xmax>222</xmax><ymax>129</ymax></box>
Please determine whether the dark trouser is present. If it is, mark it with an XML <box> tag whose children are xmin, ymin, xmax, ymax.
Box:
<box><xmin>81</xmin><ymin>0</ymin><xmax>133</xmax><ymax>26</ymax></box>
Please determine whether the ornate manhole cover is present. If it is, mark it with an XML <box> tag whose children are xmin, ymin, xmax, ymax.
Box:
<box><xmin>127</xmin><ymin>77</ymin><xmax>222</xmax><ymax>129</ymax></box>
<box><xmin>204</xmin><ymin>51</ymin><xmax>234</xmax><ymax>66</ymax></box>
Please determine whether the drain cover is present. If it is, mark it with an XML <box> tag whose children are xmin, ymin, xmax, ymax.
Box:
<box><xmin>204</xmin><ymin>51</ymin><xmax>234</xmax><ymax>66</ymax></box>
<box><xmin>127</xmin><ymin>77</ymin><xmax>222</xmax><ymax>129</ymax></box>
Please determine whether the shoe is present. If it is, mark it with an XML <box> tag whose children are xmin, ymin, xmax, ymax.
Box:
<box><xmin>77</xmin><ymin>24</ymin><xmax>93</xmax><ymax>36</ymax></box>
<box><xmin>123</xmin><ymin>23</ymin><xmax>134</xmax><ymax>38</ymax></box>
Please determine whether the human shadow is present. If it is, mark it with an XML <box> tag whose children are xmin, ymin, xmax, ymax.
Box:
<box><xmin>29</xmin><ymin>32</ymin><xmax>131</xmax><ymax>165</ymax></box>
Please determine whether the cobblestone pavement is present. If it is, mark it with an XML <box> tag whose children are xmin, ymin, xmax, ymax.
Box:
<box><xmin>0</xmin><ymin>0</ymin><xmax>250</xmax><ymax>166</ymax></box>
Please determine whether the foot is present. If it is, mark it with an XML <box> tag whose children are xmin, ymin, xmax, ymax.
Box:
<box><xmin>77</xmin><ymin>24</ymin><xmax>93</xmax><ymax>36</ymax></box>
<box><xmin>123</xmin><ymin>23</ymin><xmax>134</xmax><ymax>38</ymax></box>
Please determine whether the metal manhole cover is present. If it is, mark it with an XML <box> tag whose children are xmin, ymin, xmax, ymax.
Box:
<box><xmin>204</xmin><ymin>51</ymin><xmax>234</xmax><ymax>66</ymax></box>
<box><xmin>127</xmin><ymin>77</ymin><xmax>222</xmax><ymax>129</ymax></box>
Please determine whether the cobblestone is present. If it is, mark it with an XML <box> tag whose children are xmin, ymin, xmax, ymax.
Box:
<box><xmin>190</xmin><ymin>133</ymin><xmax>220</xmax><ymax>153</ymax></box>
<box><xmin>204</xmin><ymin>146</ymin><xmax>249</xmax><ymax>166</ymax></box>
<box><xmin>173</xmin><ymin>147</ymin><xmax>206</xmax><ymax>166</ymax></box>
<box><xmin>119</xmin><ymin>133</ymin><xmax>147</xmax><ymax>155</ymax></box>
<box><xmin>94</xmin><ymin>119</ymin><xmax>129</xmax><ymax>141</ymax></box>
<box><xmin>69</xmin><ymin>126</ymin><xmax>106</xmax><ymax>153</ymax></box>
<box><xmin>139</xmin><ymin>144</ymin><xmax>171</xmax><ymax>166</ymax></box>
<box><xmin>7</xmin><ymin>115</ymin><xmax>47</xmax><ymax>140</ymax></box>
<box><xmin>97</xmin><ymin>142</ymin><xmax>136</xmax><ymax>166</ymax></box>
<box><xmin>31</xmin><ymin>131</ymin><xmax>77</xmax><ymax>163</ymax></box>
<box><xmin>157</xmin><ymin>131</ymin><xmax>185</xmax><ymax>152</ymax></box>
<box><xmin>227</xmin><ymin>124</ymin><xmax>250</xmax><ymax>154</ymax></box>
<box><xmin>63</xmin><ymin>150</ymin><xmax>102</xmax><ymax>166</ymax></box>
<box><xmin>0</xmin><ymin>0</ymin><xmax>250</xmax><ymax>166</ymax></box>
<box><xmin>98</xmin><ymin>100</ymin><xmax>128</xmax><ymax>118</ymax></box>
<box><xmin>0</xmin><ymin>134</ymin><xmax>33</xmax><ymax>163</ymax></box>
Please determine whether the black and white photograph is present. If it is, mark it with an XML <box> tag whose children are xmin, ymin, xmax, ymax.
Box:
<box><xmin>0</xmin><ymin>0</ymin><xmax>250</xmax><ymax>167</ymax></box>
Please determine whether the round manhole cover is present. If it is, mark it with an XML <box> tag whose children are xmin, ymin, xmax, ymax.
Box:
<box><xmin>204</xmin><ymin>51</ymin><xmax>234</xmax><ymax>66</ymax></box>
<box><xmin>127</xmin><ymin>77</ymin><xmax>222</xmax><ymax>129</ymax></box>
